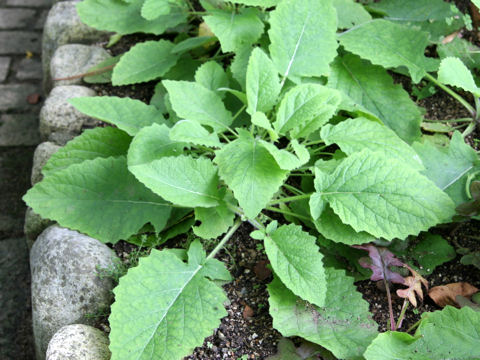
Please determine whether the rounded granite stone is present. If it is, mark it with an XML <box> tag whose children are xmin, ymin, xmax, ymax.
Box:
<box><xmin>46</xmin><ymin>324</ymin><xmax>110</xmax><ymax>360</ymax></box>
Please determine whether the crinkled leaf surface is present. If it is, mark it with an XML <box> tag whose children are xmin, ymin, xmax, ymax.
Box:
<box><xmin>76</xmin><ymin>0</ymin><xmax>187</xmax><ymax>35</ymax></box>
<box><xmin>368</xmin><ymin>0</ymin><xmax>465</xmax><ymax>41</ymax></box>
<box><xmin>438</xmin><ymin>57</ymin><xmax>480</xmax><ymax>96</ymax></box>
<box><xmin>112</xmin><ymin>40</ymin><xmax>179</xmax><ymax>85</ymax></box>
<box><xmin>437</xmin><ymin>37</ymin><xmax>480</xmax><ymax>70</ymax></box>
<box><xmin>193</xmin><ymin>193</ymin><xmax>235</xmax><ymax>240</ymax></box>
<box><xmin>42</xmin><ymin>127</ymin><xmax>131</xmax><ymax>176</ymax></box>
<box><xmin>327</xmin><ymin>54</ymin><xmax>422</xmax><ymax>143</ymax></box>
<box><xmin>246</xmin><ymin>47</ymin><xmax>281</xmax><ymax>115</ymax></box>
<box><xmin>269</xmin><ymin>267</ymin><xmax>378</xmax><ymax>359</ymax></box>
<box><xmin>203</xmin><ymin>8</ymin><xmax>264</xmax><ymax>52</ymax></box>
<box><xmin>163</xmin><ymin>80</ymin><xmax>233</xmax><ymax>132</ymax></box>
<box><xmin>274</xmin><ymin>84</ymin><xmax>341</xmax><ymax>137</ymax></box>
<box><xmin>338</xmin><ymin>19</ymin><xmax>437</xmax><ymax>83</ymax></box>
<box><xmin>313</xmin><ymin>206</ymin><xmax>376</xmax><ymax>245</ymax></box>
<box><xmin>314</xmin><ymin>150</ymin><xmax>455</xmax><ymax>240</ymax></box>
<box><xmin>320</xmin><ymin>117</ymin><xmax>423</xmax><ymax>170</ymax></box>
<box><xmin>229</xmin><ymin>0</ymin><xmax>280</xmax><ymax>6</ymax></box>
<box><xmin>128</xmin><ymin>123</ymin><xmax>185</xmax><ymax>167</ymax></box>
<box><xmin>194</xmin><ymin>61</ymin><xmax>229</xmax><ymax>97</ymax></box>
<box><xmin>214</xmin><ymin>130</ymin><xmax>288</xmax><ymax>219</ymax></box>
<box><xmin>109</xmin><ymin>246</ymin><xmax>228</xmax><ymax>360</ymax></box>
<box><xmin>332</xmin><ymin>0</ymin><xmax>371</xmax><ymax>29</ymax></box>
<box><xmin>259</xmin><ymin>140</ymin><xmax>309</xmax><ymax>171</ymax></box>
<box><xmin>129</xmin><ymin>154</ymin><xmax>222</xmax><ymax>208</ymax></box>
<box><xmin>364</xmin><ymin>306</ymin><xmax>480</xmax><ymax>360</ymax></box>
<box><xmin>170</xmin><ymin>120</ymin><xmax>221</xmax><ymax>148</ymax></box>
<box><xmin>23</xmin><ymin>157</ymin><xmax>171</xmax><ymax>243</ymax></box>
<box><xmin>268</xmin><ymin>0</ymin><xmax>338</xmax><ymax>79</ymax></box>
<box><xmin>172</xmin><ymin>36</ymin><xmax>215</xmax><ymax>54</ymax></box>
<box><xmin>69</xmin><ymin>96</ymin><xmax>165</xmax><ymax>136</ymax></box>
<box><xmin>230</xmin><ymin>45</ymin><xmax>253</xmax><ymax>90</ymax></box>
<box><xmin>413</xmin><ymin>131</ymin><xmax>480</xmax><ymax>206</ymax></box>
<box><xmin>264</xmin><ymin>224</ymin><xmax>326</xmax><ymax>307</ymax></box>
<box><xmin>141</xmin><ymin>0</ymin><xmax>171</xmax><ymax>20</ymax></box>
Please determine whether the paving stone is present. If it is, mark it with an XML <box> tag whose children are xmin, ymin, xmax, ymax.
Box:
<box><xmin>0</xmin><ymin>57</ymin><xmax>10</xmax><ymax>82</ymax></box>
<box><xmin>46</xmin><ymin>324</ymin><xmax>110</xmax><ymax>360</ymax></box>
<box><xmin>0</xmin><ymin>113</ymin><xmax>40</xmax><ymax>146</ymax></box>
<box><xmin>16</xmin><ymin>57</ymin><xmax>42</xmax><ymax>80</ymax></box>
<box><xmin>24</xmin><ymin>207</ymin><xmax>55</xmax><ymax>249</ymax></box>
<box><xmin>0</xmin><ymin>84</ymin><xmax>41</xmax><ymax>111</ymax></box>
<box><xmin>0</xmin><ymin>238</ymin><xmax>33</xmax><ymax>359</ymax></box>
<box><xmin>0</xmin><ymin>9</ymin><xmax>36</xmax><ymax>29</ymax></box>
<box><xmin>31</xmin><ymin>141</ymin><xmax>60</xmax><ymax>185</ymax></box>
<box><xmin>6</xmin><ymin>0</ymin><xmax>54</xmax><ymax>6</ymax></box>
<box><xmin>51</xmin><ymin>44</ymin><xmax>111</xmax><ymax>87</ymax></box>
<box><xmin>31</xmin><ymin>226</ymin><xmax>117</xmax><ymax>360</ymax></box>
<box><xmin>0</xmin><ymin>31</ymin><xmax>41</xmax><ymax>55</ymax></box>
<box><xmin>35</xmin><ymin>9</ymin><xmax>49</xmax><ymax>30</ymax></box>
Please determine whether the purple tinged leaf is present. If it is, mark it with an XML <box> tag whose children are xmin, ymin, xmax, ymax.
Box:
<box><xmin>354</xmin><ymin>244</ymin><xmax>405</xmax><ymax>284</ymax></box>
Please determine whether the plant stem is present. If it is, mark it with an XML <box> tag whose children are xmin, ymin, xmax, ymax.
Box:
<box><xmin>265</xmin><ymin>206</ymin><xmax>311</xmax><ymax>222</ymax></box>
<box><xmin>206</xmin><ymin>218</ymin><xmax>242</xmax><ymax>261</ymax></box>
<box><xmin>383</xmin><ymin>277</ymin><xmax>396</xmax><ymax>331</ymax></box>
<box><xmin>304</xmin><ymin>139</ymin><xmax>325</xmax><ymax>147</ymax></box>
<box><xmin>269</xmin><ymin>193</ymin><xmax>312</xmax><ymax>205</ymax></box>
<box><xmin>232</xmin><ymin>105</ymin><xmax>246</xmax><ymax>122</ymax></box>
<box><xmin>283</xmin><ymin>183</ymin><xmax>304</xmax><ymax>195</ymax></box>
<box><xmin>425</xmin><ymin>73</ymin><xmax>476</xmax><ymax>116</ymax></box>
<box><xmin>395</xmin><ymin>299</ymin><xmax>409</xmax><ymax>330</ymax></box>
<box><xmin>462</xmin><ymin>121</ymin><xmax>476</xmax><ymax>137</ymax></box>
<box><xmin>406</xmin><ymin>319</ymin><xmax>421</xmax><ymax>334</ymax></box>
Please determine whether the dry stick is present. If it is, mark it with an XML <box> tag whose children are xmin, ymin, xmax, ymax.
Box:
<box><xmin>52</xmin><ymin>64</ymin><xmax>116</xmax><ymax>81</ymax></box>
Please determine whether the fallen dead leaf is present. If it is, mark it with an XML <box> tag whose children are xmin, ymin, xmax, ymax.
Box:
<box><xmin>442</xmin><ymin>31</ymin><xmax>460</xmax><ymax>45</ymax></box>
<box><xmin>243</xmin><ymin>305</ymin><xmax>254</xmax><ymax>319</ymax></box>
<box><xmin>429</xmin><ymin>282</ymin><xmax>479</xmax><ymax>307</ymax></box>
<box><xmin>27</xmin><ymin>93</ymin><xmax>40</xmax><ymax>104</ymax></box>
<box><xmin>253</xmin><ymin>260</ymin><xmax>271</xmax><ymax>281</ymax></box>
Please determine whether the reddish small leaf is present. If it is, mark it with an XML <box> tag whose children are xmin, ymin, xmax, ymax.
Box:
<box><xmin>354</xmin><ymin>244</ymin><xmax>405</xmax><ymax>284</ymax></box>
<box><xmin>429</xmin><ymin>282</ymin><xmax>479</xmax><ymax>307</ymax></box>
<box><xmin>396</xmin><ymin>270</ymin><xmax>428</xmax><ymax>308</ymax></box>
<box><xmin>254</xmin><ymin>260</ymin><xmax>271</xmax><ymax>280</ymax></box>
<box><xmin>243</xmin><ymin>305</ymin><xmax>254</xmax><ymax>319</ymax></box>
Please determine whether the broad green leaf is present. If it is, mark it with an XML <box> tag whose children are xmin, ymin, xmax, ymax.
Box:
<box><xmin>437</xmin><ymin>37</ymin><xmax>480</xmax><ymax>70</ymax></box>
<box><xmin>109</xmin><ymin>246</ymin><xmax>228</xmax><ymax>360</ymax></box>
<box><xmin>474</xmin><ymin>0</ymin><xmax>480</xmax><ymax>8</ymax></box>
<box><xmin>193</xmin><ymin>194</ymin><xmax>235</xmax><ymax>239</ymax></box>
<box><xmin>23</xmin><ymin>157</ymin><xmax>171</xmax><ymax>243</ymax></box>
<box><xmin>150</xmin><ymin>82</ymin><xmax>168</xmax><ymax>113</ymax></box>
<box><xmin>268</xmin><ymin>0</ymin><xmax>338</xmax><ymax>79</ymax></box>
<box><xmin>338</xmin><ymin>19</ymin><xmax>437</xmax><ymax>83</ymax></box>
<box><xmin>170</xmin><ymin>120</ymin><xmax>222</xmax><ymax>148</ymax></box>
<box><xmin>214</xmin><ymin>130</ymin><xmax>288</xmax><ymax>219</ymax></box>
<box><xmin>264</xmin><ymin>224</ymin><xmax>326</xmax><ymax>307</ymax></box>
<box><xmin>364</xmin><ymin>306</ymin><xmax>480</xmax><ymax>360</ymax></box>
<box><xmin>328</xmin><ymin>53</ymin><xmax>422</xmax><ymax>143</ymax></box>
<box><xmin>410</xmin><ymin>234</ymin><xmax>456</xmax><ymax>275</ymax></box>
<box><xmin>251</xmin><ymin>112</ymin><xmax>278</xmax><ymax>141</ymax></box>
<box><xmin>77</xmin><ymin>0</ymin><xmax>187</xmax><ymax>35</ymax></box>
<box><xmin>228</xmin><ymin>0</ymin><xmax>280</xmax><ymax>6</ymax></box>
<box><xmin>246</xmin><ymin>48</ymin><xmax>281</xmax><ymax>115</ymax></box>
<box><xmin>332</xmin><ymin>0</ymin><xmax>371</xmax><ymax>29</ymax></box>
<box><xmin>438</xmin><ymin>57</ymin><xmax>480</xmax><ymax>96</ymax></box>
<box><xmin>230</xmin><ymin>45</ymin><xmax>253</xmax><ymax>90</ymax></box>
<box><xmin>194</xmin><ymin>61</ymin><xmax>229</xmax><ymax>97</ymax></box>
<box><xmin>368</xmin><ymin>0</ymin><xmax>465</xmax><ymax>42</ymax></box>
<box><xmin>141</xmin><ymin>0</ymin><xmax>170</xmax><ymax>20</ymax></box>
<box><xmin>172</xmin><ymin>36</ymin><xmax>215</xmax><ymax>54</ymax></box>
<box><xmin>274</xmin><ymin>84</ymin><xmax>341</xmax><ymax>137</ymax></box>
<box><xmin>128</xmin><ymin>123</ymin><xmax>185</xmax><ymax>167</ymax></box>
<box><xmin>163</xmin><ymin>80</ymin><xmax>233</xmax><ymax>132</ymax></box>
<box><xmin>413</xmin><ymin>131</ymin><xmax>480</xmax><ymax>206</ymax></box>
<box><xmin>129</xmin><ymin>155</ymin><xmax>222</xmax><ymax>208</ymax></box>
<box><xmin>42</xmin><ymin>127</ymin><xmax>131</xmax><ymax>176</ymax></box>
<box><xmin>203</xmin><ymin>8</ymin><xmax>264</xmax><ymax>52</ymax></box>
<box><xmin>112</xmin><ymin>40</ymin><xmax>179</xmax><ymax>85</ymax></box>
<box><xmin>313</xmin><ymin>206</ymin><xmax>376</xmax><ymax>246</ymax></box>
<box><xmin>69</xmin><ymin>96</ymin><xmax>165</xmax><ymax>136</ymax></box>
<box><xmin>320</xmin><ymin>117</ymin><xmax>424</xmax><ymax>170</ymax></box>
<box><xmin>269</xmin><ymin>267</ymin><xmax>378</xmax><ymax>359</ymax></box>
<box><xmin>259</xmin><ymin>140</ymin><xmax>309</xmax><ymax>171</ymax></box>
<box><xmin>314</xmin><ymin>150</ymin><xmax>455</xmax><ymax>240</ymax></box>
<box><xmin>163</xmin><ymin>55</ymin><xmax>201</xmax><ymax>82</ymax></box>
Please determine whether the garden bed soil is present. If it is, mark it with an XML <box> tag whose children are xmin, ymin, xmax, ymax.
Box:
<box><xmin>75</xmin><ymin>1</ymin><xmax>480</xmax><ymax>357</ymax></box>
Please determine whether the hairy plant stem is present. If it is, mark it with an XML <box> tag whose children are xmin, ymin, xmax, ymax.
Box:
<box><xmin>395</xmin><ymin>299</ymin><xmax>409</xmax><ymax>330</ymax></box>
<box><xmin>265</xmin><ymin>206</ymin><xmax>311</xmax><ymax>222</ymax></box>
<box><xmin>283</xmin><ymin>183</ymin><xmax>305</xmax><ymax>195</ymax></box>
<box><xmin>205</xmin><ymin>218</ymin><xmax>242</xmax><ymax>261</ymax></box>
<box><xmin>380</xmin><ymin>253</ymin><xmax>396</xmax><ymax>331</ymax></box>
<box><xmin>425</xmin><ymin>73</ymin><xmax>476</xmax><ymax>116</ymax></box>
<box><xmin>269</xmin><ymin>193</ymin><xmax>312</xmax><ymax>205</ymax></box>
<box><xmin>406</xmin><ymin>319</ymin><xmax>422</xmax><ymax>334</ymax></box>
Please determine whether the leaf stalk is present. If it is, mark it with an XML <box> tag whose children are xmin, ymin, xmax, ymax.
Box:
<box><xmin>206</xmin><ymin>218</ymin><xmax>242</xmax><ymax>261</ymax></box>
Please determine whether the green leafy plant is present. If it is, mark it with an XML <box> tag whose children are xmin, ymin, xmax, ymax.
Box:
<box><xmin>24</xmin><ymin>0</ymin><xmax>480</xmax><ymax>358</ymax></box>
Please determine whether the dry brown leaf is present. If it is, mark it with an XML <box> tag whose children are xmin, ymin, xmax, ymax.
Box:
<box><xmin>442</xmin><ymin>31</ymin><xmax>460</xmax><ymax>45</ymax></box>
<box><xmin>428</xmin><ymin>282</ymin><xmax>479</xmax><ymax>308</ymax></box>
<box><xmin>253</xmin><ymin>260</ymin><xmax>271</xmax><ymax>281</ymax></box>
<box><xmin>396</xmin><ymin>268</ymin><xmax>428</xmax><ymax>307</ymax></box>
<box><xmin>243</xmin><ymin>305</ymin><xmax>254</xmax><ymax>319</ymax></box>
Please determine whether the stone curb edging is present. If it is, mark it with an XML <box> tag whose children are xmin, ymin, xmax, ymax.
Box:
<box><xmin>28</xmin><ymin>2</ymin><xmax>116</xmax><ymax>359</ymax></box>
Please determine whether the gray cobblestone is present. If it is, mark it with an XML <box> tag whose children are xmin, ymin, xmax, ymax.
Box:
<box><xmin>0</xmin><ymin>31</ymin><xmax>41</xmax><ymax>55</ymax></box>
<box><xmin>0</xmin><ymin>57</ymin><xmax>10</xmax><ymax>82</ymax></box>
<box><xmin>0</xmin><ymin>9</ymin><xmax>36</xmax><ymax>29</ymax></box>
<box><xmin>0</xmin><ymin>84</ymin><xmax>40</xmax><ymax>111</ymax></box>
<box><xmin>16</xmin><ymin>57</ymin><xmax>42</xmax><ymax>80</ymax></box>
<box><xmin>6</xmin><ymin>0</ymin><xmax>53</xmax><ymax>6</ymax></box>
<box><xmin>0</xmin><ymin>113</ymin><xmax>40</xmax><ymax>146</ymax></box>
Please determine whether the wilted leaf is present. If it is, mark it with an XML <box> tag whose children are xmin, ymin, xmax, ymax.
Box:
<box><xmin>396</xmin><ymin>269</ymin><xmax>428</xmax><ymax>307</ymax></box>
<box><xmin>354</xmin><ymin>244</ymin><xmax>405</xmax><ymax>284</ymax></box>
<box><xmin>429</xmin><ymin>282</ymin><xmax>479</xmax><ymax>307</ymax></box>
